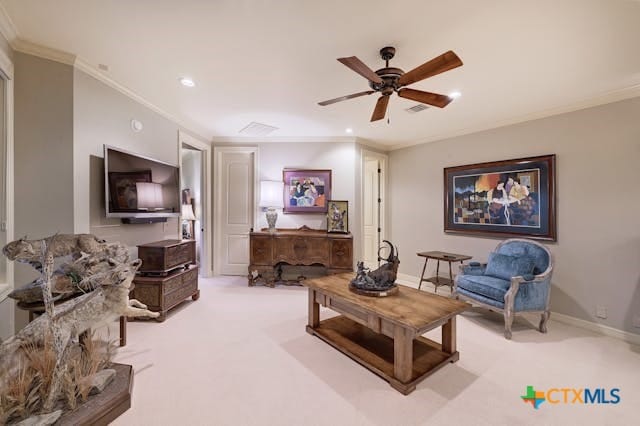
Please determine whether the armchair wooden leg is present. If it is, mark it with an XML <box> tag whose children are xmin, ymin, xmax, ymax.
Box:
<box><xmin>539</xmin><ymin>310</ymin><xmax>550</xmax><ymax>333</ymax></box>
<box><xmin>504</xmin><ymin>309</ymin><xmax>514</xmax><ymax>340</ymax></box>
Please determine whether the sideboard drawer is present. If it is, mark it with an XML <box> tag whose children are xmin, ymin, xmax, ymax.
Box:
<box><xmin>251</xmin><ymin>236</ymin><xmax>273</xmax><ymax>265</ymax></box>
<box><xmin>330</xmin><ymin>239</ymin><xmax>353</xmax><ymax>269</ymax></box>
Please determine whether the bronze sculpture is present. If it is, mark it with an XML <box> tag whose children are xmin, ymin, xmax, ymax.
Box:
<box><xmin>349</xmin><ymin>240</ymin><xmax>400</xmax><ymax>296</ymax></box>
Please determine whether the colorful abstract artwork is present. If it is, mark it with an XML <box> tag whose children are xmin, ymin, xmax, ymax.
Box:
<box><xmin>444</xmin><ymin>155</ymin><xmax>556</xmax><ymax>240</ymax></box>
<box><xmin>283</xmin><ymin>169</ymin><xmax>331</xmax><ymax>214</ymax></box>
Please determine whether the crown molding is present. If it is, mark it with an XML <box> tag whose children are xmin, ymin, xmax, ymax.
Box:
<box><xmin>210</xmin><ymin>136</ymin><xmax>357</xmax><ymax>144</ymax></box>
<box><xmin>6</xmin><ymin>36</ymin><xmax>209</xmax><ymax>142</ymax></box>
<box><xmin>0</xmin><ymin>3</ymin><xmax>17</xmax><ymax>44</ymax></box>
<box><xmin>389</xmin><ymin>83</ymin><xmax>640</xmax><ymax>151</ymax></box>
<box><xmin>12</xmin><ymin>38</ymin><xmax>76</xmax><ymax>65</ymax></box>
<box><xmin>73</xmin><ymin>57</ymin><xmax>209</xmax><ymax>141</ymax></box>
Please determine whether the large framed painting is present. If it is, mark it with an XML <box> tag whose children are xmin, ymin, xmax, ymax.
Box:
<box><xmin>444</xmin><ymin>155</ymin><xmax>556</xmax><ymax>241</ymax></box>
<box><xmin>283</xmin><ymin>169</ymin><xmax>331</xmax><ymax>214</ymax></box>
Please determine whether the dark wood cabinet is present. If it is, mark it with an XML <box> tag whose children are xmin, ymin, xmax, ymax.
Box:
<box><xmin>137</xmin><ymin>239</ymin><xmax>196</xmax><ymax>275</ymax></box>
<box><xmin>132</xmin><ymin>239</ymin><xmax>199</xmax><ymax>321</ymax></box>
<box><xmin>131</xmin><ymin>266</ymin><xmax>199</xmax><ymax>322</ymax></box>
<box><xmin>248</xmin><ymin>228</ymin><xmax>353</xmax><ymax>286</ymax></box>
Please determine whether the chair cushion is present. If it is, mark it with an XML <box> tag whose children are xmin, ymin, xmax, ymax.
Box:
<box><xmin>484</xmin><ymin>252</ymin><xmax>534</xmax><ymax>281</ymax></box>
<box><xmin>456</xmin><ymin>274</ymin><xmax>511</xmax><ymax>302</ymax></box>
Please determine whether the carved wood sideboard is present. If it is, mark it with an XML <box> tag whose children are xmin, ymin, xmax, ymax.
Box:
<box><xmin>248</xmin><ymin>228</ymin><xmax>353</xmax><ymax>287</ymax></box>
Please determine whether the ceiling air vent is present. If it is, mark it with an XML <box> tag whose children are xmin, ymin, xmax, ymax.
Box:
<box><xmin>238</xmin><ymin>122</ymin><xmax>279</xmax><ymax>136</ymax></box>
<box><xmin>405</xmin><ymin>104</ymin><xmax>430</xmax><ymax>113</ymax></box>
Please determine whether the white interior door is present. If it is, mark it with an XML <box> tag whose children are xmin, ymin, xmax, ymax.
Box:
<box><xmin>215</xmin><ymin>148</ymin><xmax>256</xmax><ymax>275</ymax></box>
<box><xmin>362</xmin><ymin>150</ymin><xmax>387</xmax><ymax>269</ymax></box>
<box><xmin>363</xmin><ymin>158</ymin><xmax>380</xmax><ymax>268</ymax></box>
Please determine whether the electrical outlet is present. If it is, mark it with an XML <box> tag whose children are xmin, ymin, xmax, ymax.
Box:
<box><xmin>596</xmin><ymin>305</ymin><xmax>607</xmax><ymax>319</ymax></box>
<box><xmin>633</xmin><ymin>315</ymin><xmax>640</xmax><ymax>328</ymax></box>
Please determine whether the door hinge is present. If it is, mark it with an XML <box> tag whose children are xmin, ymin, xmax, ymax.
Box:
<box><xmin>377</xmin><ymin>198</ymin><xmax>382</xmax><ymax>203</ymax></box>
<box><xmin>377</xmin><ymin>227</ymin><xmax>381</xmax><ymax>233</ymax></box>
<box><xmin>377</xmin><ymin>168</ymin><xmax>381</xmax><ymax>173</ymax></box>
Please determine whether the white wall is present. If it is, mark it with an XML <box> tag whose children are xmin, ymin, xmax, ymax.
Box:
<box><xmin>389</xmin><ymin>97</ymin><xmax>640</xmax><ymax>334</ymax></box>
<box><xmin>73</xmin><ymin>68</ymin><xmax>181</xmax><ymax>248</ymax></box>
<box><xmin>13</xmin><ymin>52</ymin><xmax>75</xmax><ymax>330</ymax></box>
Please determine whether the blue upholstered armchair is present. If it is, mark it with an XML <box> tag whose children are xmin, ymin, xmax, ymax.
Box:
<box><xmin>453</xmin><ymin>238</ymin><xmax>553</xmax><ymax>340</ymax></box>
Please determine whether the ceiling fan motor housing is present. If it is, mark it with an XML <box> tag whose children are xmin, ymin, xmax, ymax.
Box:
<box><xmin>369</xmin><ymin>67</ymin><xmax>404</xmax><ymax>94</ymax></box>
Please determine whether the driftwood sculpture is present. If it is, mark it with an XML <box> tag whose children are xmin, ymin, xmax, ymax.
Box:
<box><xmin>350</xmin><ymin>240</ymin><xmax>400</xmax><ymax>296</ymax></box>
<box><xmin>0</xmin><ymin>233</ymin><xmax>159</xmax><ymax>417</ymax></box>
<box><xmin>7</xmin><ymin>241</ymin><xmax>131</xmax><ymax>304</ymax></box>
<box><xmin>3</xmin><ymin>234</ymin><xmax>107</xmax><ymax>271</ymax></box>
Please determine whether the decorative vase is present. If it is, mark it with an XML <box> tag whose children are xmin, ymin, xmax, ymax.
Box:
<box><xmin>265</xmin><ymin>207</ymin><xmax>278</xmax><ymax>233</ymax></box>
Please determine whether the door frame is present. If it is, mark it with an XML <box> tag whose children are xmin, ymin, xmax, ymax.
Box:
<box><xmin>0</xmin><ymin>46</ymin><xmax>14</xmax><ymax>306</ymax></box>
<box><xmin>360</xmin><ymin>149</ymin><xmax>388</xmax><ymax>266</ymax></box>
<box><xmin>179</xmin><ymin>131</ymin><xmax>212</xmax><ymax>277</ymax></box>
<box><xmin>213</xmin><ymin>146</ymin><xmax>259</xmax><ymax>276</ymax></box>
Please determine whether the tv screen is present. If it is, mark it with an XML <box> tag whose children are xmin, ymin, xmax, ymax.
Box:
<box><xmin>104</xmin><ymin>145</ymin><xmax>180</xmax><ymax>219</ymax></box>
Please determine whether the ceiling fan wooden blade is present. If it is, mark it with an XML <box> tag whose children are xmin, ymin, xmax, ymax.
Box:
<box><xmin>318</xmin><ymin>90</ymin><xmax>375</xmax><ymax>106</ymax></box>
<box><xmin>371</xmin><ymin>95</ymin><xmax>390</xmax><ymax>122</ymax></box>
<box><xmin>398</xmin><ymin>88</ymin><xmax>453</xmax><ymax>108</ymax></box>
<box><xmin>398</xmin><ymin>50</ymin><xmax>463</xmax><ymax>86</ymax></box>
<box><xmin>337</xmin><ymin>56</ymin><xmax>384</xmax><ymax>84</ymax></box>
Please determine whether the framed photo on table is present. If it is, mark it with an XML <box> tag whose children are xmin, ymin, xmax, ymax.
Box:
<box><xmin>283</xmin><ymin>169</ymin><xmax>331</xmax><ymax>214</ymax></box>
<box><xmin>327</xmin><ymin>200</ymin><xmax>348</xmax><ymax>233</ymax></box>
<box><xmin>444</xmin><ymin>155</ymin><xmax>556</xmax><ymax>241</ymax></box>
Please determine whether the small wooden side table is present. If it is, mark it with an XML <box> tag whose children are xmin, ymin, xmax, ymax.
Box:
<box><xmin>417</xmin><ymin>251</ymin><xmax>472</xmax><ymax>293</ymax></box>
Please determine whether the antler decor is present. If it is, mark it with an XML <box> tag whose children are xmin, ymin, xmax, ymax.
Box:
<box><xmin>349</xmin><ymin>240</ymin><xmax>400</xmax><ymax>297</ymax></box>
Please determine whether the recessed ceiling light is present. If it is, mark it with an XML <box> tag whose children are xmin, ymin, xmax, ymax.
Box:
<box><xmin>449</xmin><ymin>91</ymin><xmax>461</xmax><ymax>99</ymax></box>
<box><xmin>180</xmin><ymin>77</ymin><xmax>195</xmax><ymax>87</ymax></box>
<box><xmin>345</xmin><ymin>128</ymin><xmax>353</xmax><ymax>134</ymax></box>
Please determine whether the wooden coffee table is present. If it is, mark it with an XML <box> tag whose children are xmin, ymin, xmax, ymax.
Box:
<box><xmin>304</xmin><ymin>273</ymin><xmax>469</xmax><ymax>395</ymax></box>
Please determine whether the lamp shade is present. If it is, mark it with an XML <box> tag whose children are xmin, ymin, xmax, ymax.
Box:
<box><xmin>136</xmin><ymin>182</ymin><xmax>164</xmax><ymax>209</ymax></box>
<box><xmin>181</xmin><ymin>204</ymin><xmax>196</xmax><ymax>221</ymax></box>
<box><xmin>259</xmin><ymin>181</ymin><xmax>284</xmax><ymax>208</ymax></box>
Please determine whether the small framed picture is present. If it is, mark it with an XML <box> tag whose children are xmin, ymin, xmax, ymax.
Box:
<box><xmin>327</xmin><ymin>200</ymin><xmax>349</xmax><ymax>233</ymax></box>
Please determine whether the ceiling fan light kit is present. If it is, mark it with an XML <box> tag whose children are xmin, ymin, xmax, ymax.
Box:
<box><xmin>319</xmin><ymin>46</ymin><xmax>463</xmax><ymax>122</ymax></box>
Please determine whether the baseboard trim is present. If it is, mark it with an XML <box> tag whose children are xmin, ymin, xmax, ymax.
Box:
<box><xmin>395</xmin><ymin>273</ymin><xmax>640</xmax><ymax>346</ymax></box>
<box><xmin>550</xmin><ymin>312</ymin><xmax>640</xmax><ymax>347</ymax></box>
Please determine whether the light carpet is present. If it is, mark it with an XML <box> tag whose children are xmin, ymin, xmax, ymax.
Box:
<box><xmin>108</xmin><ymin>275</ymin><xmax>640</xmax><ymax>426</ymax></box>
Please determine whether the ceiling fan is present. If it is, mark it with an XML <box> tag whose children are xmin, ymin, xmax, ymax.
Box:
<box><xmin>318</xmin><ymin>46</ymin><xmax>463</xmax><ymax>122</ymax></box>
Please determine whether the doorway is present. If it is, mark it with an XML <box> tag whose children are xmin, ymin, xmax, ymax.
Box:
<box><xmin>361</xmin><ymin>150</ymin><xmax>387</xmax><ymax>269</ymax></box>
<box><xmin>179</xmin><ymin>131</ymin><xmax>211</xmax><ymax>277</ymax></box>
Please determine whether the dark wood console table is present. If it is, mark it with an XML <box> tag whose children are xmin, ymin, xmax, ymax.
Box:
<box><xmin>248</xmin><ymin>227</ymin><xmax>353</xmax><ymax>287</ymax></box>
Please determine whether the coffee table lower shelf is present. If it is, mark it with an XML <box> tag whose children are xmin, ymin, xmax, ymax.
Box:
<box><xmin>306</xmin><ymin>316</ymin><xmax>459</xmax><ymax>394</ymax></box>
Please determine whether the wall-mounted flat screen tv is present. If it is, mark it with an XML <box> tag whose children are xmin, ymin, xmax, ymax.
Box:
<box><xmin>104</xmin><ymin>145</ymin><xmax>180</xmax><ymax>219</ymax></box>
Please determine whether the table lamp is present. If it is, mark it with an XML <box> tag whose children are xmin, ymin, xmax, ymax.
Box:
<box><xmin>136</xmin><ymin>182</ymin><xmax>164</xmax><ymax>210</ymax></box>
<box><xmin>181</xmin><ymin>203</ymin><xmax>197</xmax><ymax>238</ymax></box>
<box><xmin>259</xmin><ymin>180</ymin><xmax>284</xmax><ymax>233</ymax></box>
